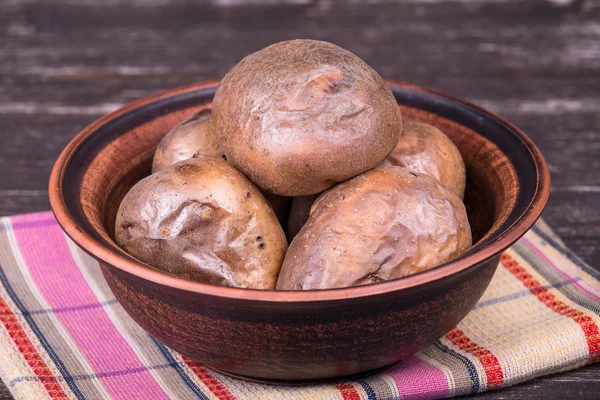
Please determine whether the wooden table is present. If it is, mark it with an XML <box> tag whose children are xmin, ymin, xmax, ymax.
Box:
<box><xmin>1</xmin><ymin>0</ymin><xmax>598</xmax><ymax>398</ymax></box>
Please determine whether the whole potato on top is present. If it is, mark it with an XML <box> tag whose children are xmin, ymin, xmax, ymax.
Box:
<box><xmin>277</xmin><ymin>166</ymin><xmax>472</xmax><ymax>290</ymax></box>
<box><xmin>212</xmin><ymin>39</ymin><xmax>402</xmax><ymax>196</ymax></box>
<box><xmin>152</xmin><ymin>109</ymin><xmax>222</xmax><ymax>173</ymax></box>
<box><xmin>380</xmin><ymin>121</ymin><xmax>466</xmax><ymax>199</ymax></box>
<box><xmin>115</xmin><ymin>158</ymin><xmax>287</xmax><ymax>289</ymax></box>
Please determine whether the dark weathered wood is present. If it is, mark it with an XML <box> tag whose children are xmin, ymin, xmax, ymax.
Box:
<box><xmin>0</xmin><ymin>383</ymin><xmax>8</xmax><ymax>400</ymax></box>
<box><xmin>474</xmin><ymin>364</ymin><xmax>600</xmax><ymax>399</ymax></box>
<box><xmin>0</xmin><ymin>0</ymin><xmax>598</xmax><ymax>398</ymax></box>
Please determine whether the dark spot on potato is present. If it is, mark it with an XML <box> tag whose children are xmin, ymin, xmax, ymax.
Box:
<box><xmin>246</xmin><ymin>192</ymin><xmax>251</xmax><ymax>199</ymax></box>
<box><xmin>221</xmin><ymin>153</ymin><xmax>227</xmax><ymax>161</ymax></box>
<box><xmin>122</xmin><ymin>223</ymin><xmax>135</xmax><ymax>234</ymax></box>
<box><xmin>258</xmin><ymin>243</ymin><xmax>266</xmax><ymax>250</ymax></box>
<box><xmin>409</xmin><ymin>172</ymin><xmax>418</xmax><ymax>177</ymax></box>
<box><xmin>256</xmin><ymin>236</ymin><xmax>263</xmax><ymax>241</ymax></box>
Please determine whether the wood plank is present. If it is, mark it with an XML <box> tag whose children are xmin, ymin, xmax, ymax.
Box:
<box><xmin>476</xmin><ymin>363</ymin><xmax>600</xmax><ymax>399</ymax></box>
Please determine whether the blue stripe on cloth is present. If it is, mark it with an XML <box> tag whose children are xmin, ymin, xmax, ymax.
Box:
<box><xmin>512</xmin><ymin>245</ymin><xmax>600</xmax><ymax>317</ymax></box>
<box><xmin>357</xmin><ymin>380</ymin><xmax>377</xmax><ymax>400</ymax></box>
<box><xmin>0</xmin><ymin>261</ymin><xmax>85</xmax><ymax>399</ymax></box>
<box><xmin>531</xmin><ymin>225</ymin><xmax>600</xmax><ymax>280</ymax></box>
<box><xmin>472</xmin><ymin>279</ymin><xmax>579</xmax><ymax>310</ymax></box>
<box><xmin>8</xmin><ymin>376</ymin><xmax>39</xmax><ymax>385</ymax></box>
<box><xmin>433</xmin><ymin>341</ymin><xmax>480</xmax><ymax>394</ymax></box>
<box><xmin>0</xmin><ymin>299</ymin><xmax>119</xmax><ymax>316</ymax></box>
<box><xmin>9</xmin><ymin>361</ymin><xmax>188</xmax><ymax>387</ymax></box>
<box><xmin>152</xmin><ymin>337</ymin><xmax>211</xmax><ymax>400</ymax></box>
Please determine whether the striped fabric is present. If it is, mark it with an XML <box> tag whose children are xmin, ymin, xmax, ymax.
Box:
<box><xmin>0</xmin><ymin>212</ymin><xmax>598</xmax><ymax>400</ymax></box>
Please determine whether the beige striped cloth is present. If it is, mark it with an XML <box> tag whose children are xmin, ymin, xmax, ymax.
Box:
<box><xmin>0</xmin><ymin>212</ymin><xmax>598</xmax><ymax>399</ymax></box>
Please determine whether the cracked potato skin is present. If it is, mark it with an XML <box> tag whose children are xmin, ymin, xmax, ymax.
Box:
<box><xmin>212</xmin><ymin>39</ymin><xmax>402</xmax><ymax>196</ymax></box>
<box><xmin>380</xmin><ymin>122</ymin><xmax>466</xmax><ymax>199</ymax></box>
<box><xmin>277</xmin><ymin>166</ymin><xmax>472</xmax><ymax>290</ymax></box>
<box><xmin>152</xmin><ymin>109</ymin><xmax>222</xmax><ymax>173</ymax></box>
<box><xmin>115</xmin><ymin>158</ymin><xmax>287</xmax><ymax>289</ymax></box>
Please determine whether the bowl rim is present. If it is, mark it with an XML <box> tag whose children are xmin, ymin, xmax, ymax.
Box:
<box><xmin>49</xmin><ymin>80</ymin><xmax>550</xmax><ymax>303</ymax></box>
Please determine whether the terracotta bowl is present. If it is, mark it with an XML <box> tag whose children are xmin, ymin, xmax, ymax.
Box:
<box><xmin>49</xmin><ymin>80</ymin><xmax>550</xmax><ymax>383</ymax></box>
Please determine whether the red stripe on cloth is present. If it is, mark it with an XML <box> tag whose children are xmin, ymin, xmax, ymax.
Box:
<box><xmin>181</xmin><ymin>356</ymin><xmax>237</xmax><ymax>400</ymax></box>
<box><xmin>335</xmin><ymin>383</ymin><xmax>361</xmax><ymax>400</ymax></box>
<box><xmin>445</xmin><ymin>328</ymin><xmax>504</xmax><ymax>389</ymax></box>
<box><xmin>502</xmin><ymin>253</ymin><xmax>600</xmax><ymax>363</ymax></box>
<box><xmin>0</xmin><ymin>294</ymin><xmax>69</xmax><ymax>399</ymax></box>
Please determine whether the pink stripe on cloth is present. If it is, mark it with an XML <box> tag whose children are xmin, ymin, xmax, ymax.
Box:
<box><xmin>522</xmin><ymin>237</ymin><xmax>600</xmax><ymax>300</ymax></box>
<box><xmin>387</xmin><ymin>355</ymin><xmax>448</xmax><ymax>399</ymax></box>
<box><xmin>10</xmin><ymin>213</ymin><xmax>170</xmax><ymax>400</ymax></box>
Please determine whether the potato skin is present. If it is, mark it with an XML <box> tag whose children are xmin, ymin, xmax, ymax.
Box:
<box><xmin>265</xmin><ymin>193</ymin><xmax>292</xmax><ymax>235</ymax></box>
<box><xmin>152</xmin><ymin>109</ymin><xmax>222</xmax><ymax>173</ymax></box>
<box><xmin>212</xmin><ymin>39</ymin><xmax>402</xmax><ymax>196</ymax></box>
<box><xmin>380</xmin><ymin>122</ymin><xmax>466</xmax><ymax>199</ymax></box>
<box><xmin>286</xmin><ymin>194</ymin><xmax>319</xmax><ymax>241</ymax></box>
<box><xmin>115</xmin><ymin>158</ymin><xmax>287</xmax><ymax>289</ymax></box>
<box><xmin>277</xmin><ymin>166</ymin><xmax>472</xmax><ymax>290</ymax></box>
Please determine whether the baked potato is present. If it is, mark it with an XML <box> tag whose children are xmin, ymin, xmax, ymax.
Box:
<box><xmin>277</xmin><ymin>166</ymin><xmax>472</xmax><ymax>290</ymax></box>
<box><xmin>286</xmin><ymin>194</ymin><xmax>319</xmax><ymax>241</ymax></box>
<box><xmin>116</xmin><ymin>158</ymin><xmax>288</xmax><ymax>289</ymax></box>
<box><xmin>152</xmin><ymin>109</ymin><xmax>222</xmax><ymax>173</ymax></box>
<box><xmin>380</xmin><ymin>121</ymin><xmax>466</xmax><ymax>199</ymax></box>
<box><xmin>212</xmin><ymin>39</ymin><xmax>402</xmax><ymax>196</ymax></box>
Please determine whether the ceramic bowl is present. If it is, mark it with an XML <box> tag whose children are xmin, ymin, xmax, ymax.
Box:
<box><xmin>49</xmin><ymin>81</ymin><xmax>550</xmax><ymax>382</ymax></box>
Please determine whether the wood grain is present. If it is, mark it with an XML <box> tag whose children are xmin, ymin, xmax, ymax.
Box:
<box><xmin>0</xmin><ymin>0</ymin><xmax>598</xmax><ymax>398</ymax></box>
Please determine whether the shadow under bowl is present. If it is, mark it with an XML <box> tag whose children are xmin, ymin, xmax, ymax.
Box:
<box><xmin>49</xmin><ymin>80</ymin><xmax>550</xmax><ymax>383</ymax></box>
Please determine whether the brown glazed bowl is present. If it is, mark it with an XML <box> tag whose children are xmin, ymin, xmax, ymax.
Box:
<box><xmin>49</xmin><ymin>80</ymin><xmax>550</xmax><ymax>383</ymax></box>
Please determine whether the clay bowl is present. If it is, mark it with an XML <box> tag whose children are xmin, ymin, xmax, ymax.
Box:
<box><xmin>49</xmin><ymin>80</ymin><xmax>550</xmax><ymax>383</ymax></box>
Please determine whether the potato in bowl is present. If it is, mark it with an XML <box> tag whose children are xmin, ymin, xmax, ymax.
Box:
<box><xmin>278</xmin><ymin>167</ymin><xmax>471</xmax><ymax>290</ymax></box>
<box><xmin>49</xmin><ymin>41</ymin><xmax>549</xmax><ymax>382</ymax></box>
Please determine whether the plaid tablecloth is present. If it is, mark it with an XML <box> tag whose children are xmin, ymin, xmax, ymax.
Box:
<box><xmin>0</xmin><ymin>211</ymin><xmax>598</xmax><ymax>399</ymax></box>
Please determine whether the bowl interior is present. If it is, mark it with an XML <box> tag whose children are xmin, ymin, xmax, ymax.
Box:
<box><xmin>58</xmin><ymin>82</ymin><xmax>539</xmax><ymax>291</ymax></box>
